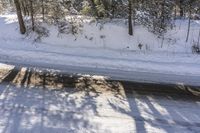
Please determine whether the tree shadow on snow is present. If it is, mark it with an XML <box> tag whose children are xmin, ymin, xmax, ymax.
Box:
<box><xmin>0</xmin><ymin>65</ymin><xmax>200</xmax><ymax>132</ymax></box>
<box><xmin>0</xmin><ymin>65</ymin><xmax>121</xmax><ymax>132</ymax></box>
<box><xmin>109</xmin><ymin>81</ymin><xmax>200</xmax><ymax>133</ymax></box>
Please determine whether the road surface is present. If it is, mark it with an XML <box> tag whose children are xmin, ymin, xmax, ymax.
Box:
<box><xmin>0</xmin><ymin>59</ymin><xmax>200</xmax><ymax>87</ymax></box>
<box><xmin>0</xmin><ymin>64</ymin><xmax>200</xmax><ymax>132</ymax></box>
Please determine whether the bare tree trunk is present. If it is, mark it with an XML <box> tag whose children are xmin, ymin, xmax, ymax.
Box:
<box><xmin>21</xmin><ymin>1</ymin><xmax>26</xmax><ymax>16</ymax></box>
<box><xmin>24</xmin><ymin>0</ymin><xmax>29</xmax><ymax>16</ymax></box>
<box><xmin>42</xmin><ymin>0</ymin><xmax>45</xmax><ymax>21</ymax></box>
<box><xmin>174</xmin><ymin>0</ymin><xmax>179</xmax><ymax>19</ymax></box>
<box><xmin>198</xmin><ymin>29</ymin><xmax>200</xmax><ymax>48</ymax></box>
<box><xmin>128</xmin><ymin>0</ymin><xmax>133</xmax><ymax>35</ymax></box>
<box><xmin>186</xmin><ymin>3</ymin><xmax>191</xmax><ymax>42</ymax></box>
<box><xmin>111</xmin><ymin>0</ymin><xmax>115</xmax><ymax>18</ymax></box>
<box><xmin>30</xmin><ymin>0</ymin><xmax>35</xmax><ymax>31</ymax></box>
<box><xmin>179</xmin><ymin>0</ymin><xmax>184</xmax><ymax>17</ymax></box>
<box><xmin>14</xmin><ymin>0</ymin><xmax>26</xmax><ymax>34</ymax></box>
<box><xmin>160</xmin><ymin>0</ymin><xmax>165</xmax><ymax>30</ymax></box>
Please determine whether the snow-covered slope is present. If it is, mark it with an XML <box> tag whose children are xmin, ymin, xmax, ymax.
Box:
<box><xmin>0</xmin><ymin>14</ymin><xmax>200</xmax><ymax>78</ymax></box>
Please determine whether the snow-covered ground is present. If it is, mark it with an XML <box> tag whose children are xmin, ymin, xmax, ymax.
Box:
<box><xmin>0</xmin><ymin>65</ymin><xmax>200</xmax><ymax>133</ymax></box>
<box><xmin>1</xmin><ymin>13</ymin><xmax>200</xmax><ymax>133</ymax></box>
<box><xmin>0</xmin><ymin>14</ymin><xmax>200</xmax><ymax>84</ymax></box>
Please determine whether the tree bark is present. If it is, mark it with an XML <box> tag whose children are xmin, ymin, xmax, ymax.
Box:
<box><xmin>197</xmin><ymin>29</ymin><xmax>200</xmax><ymax>48</ymax></box>
<box><xmin>30</xmin><ymin>0</ymin><xmax>35</xmax><ymax>31</ymax></box>
<box><xmin>128</xmin><ymin>0</ymin><xmax>133</xmax><ymax>35</ymax></box>
<box><xmin>21</xmin><ymin>1</ymin><xmax>26</xmax><ymax>16</ymax></box>
<box><xmin>179</xmin><ymin>0</ymin><xmax>184</xmax><ymax>17</ymax></box>
<box><xmin>14</xmin><ymin>0</ymin><xmax>26</xmax><ymax>34</ymax></box>
<box><xmin>186</xmin><ymin>2</ymin><xmax>191</xmax><ymax>42</ymax></box>
<box><xmin>42</xmin><ymin>0</ymin><xmax>45</xmax><ymax>21</ymax></box>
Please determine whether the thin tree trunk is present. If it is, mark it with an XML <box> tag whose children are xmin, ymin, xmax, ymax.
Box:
<box><xmin>174</xmin><ymin>2</ymin><xmax>177</xmax><ymax>19</ymax></box>
<box><xmin>128</xmin><ymin>0</ymin><xmax>133</xmax><ymax>35</ymax></box>
<box><xmin>179</xmin><ymin>0</ymin><xmax>184</xmax><ymax>17</ymax></box>
<box><xmin>14</xmin><ymin>0</ymin><xmax>26</xmax><ymax>34</ymax></box>
<box><xmin>24</xmin><ymin>0</ymin><xmax>29</xmax><ymax>16</ymax></box>
<box><xmin>186</xmin><ymin>3</ymin><xmax>191</xmax><ymax>42</ymax></box>
<box><xmin>30</xmin><ymin>0</ymin><xmax>34</xmax><ymax>31</ymax></box>
<box><xmin>42</xmin><ymin>0</ymin><xmax>45</xmax><ymax>21</ymax></box>
<box><xmin>160</xmin><ymin>0</ymin><xmax>165</xmax><ymax>30</ymax></box>
<box><xmin>198</xmin><ymin>29</ymin><xmax>200</xmax><ymax>48</ymax></box>
<box><xmin>111</xmin><ymin>0</ymin><xmax>115</xmax><ymax>18</ymax></box>
<box><xmin>21</xmin><ymin>1</ymin><xmax>26</xmax><ymax>16</ymax></box>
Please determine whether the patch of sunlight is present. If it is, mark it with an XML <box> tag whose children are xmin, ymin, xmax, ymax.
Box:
<box><xmin>147</xmin><ymin>96</ymin><xmax>172</xmax><ymax>120</ymax></box>
<box><xmin>197</xmin><ymin>101</ymin><xmax>200</xmax><ymax>106</ymax></box>
<box><xmin>144</xmin><ymin>122</ymin><xmax>168</xmax><ymax>133</ymax></box>
<box><xmin>92</xmin><ymin>116</ymin><xmax>136</xmax><ymax>132</ymax></box>
<box><xmin>77</xmin><ymin>73</ymin><xmax>109</xmax><ymax>80</ymax></box>
<box><xmin>0</xmin><ymin>14</ymin><xmax>18</xmax><ymax>24</ymax></box>
<box><xmin>20</xmin><ymin>114</ymin><xmax>41</xmax><ymax>130</ymax></box>
<box><xmin>0</xmin><ymin>85</ymin><xmax>10</xmax><ymax>100</ymax></box>
<box><xmin>0</xmin><ymin>63</ymin><xmax>15</xmax><ymax>68</ymax></box>
<box><xmin>194</xmin><ymin>20</ymin><xmax>200</xmax><ymax>25</ymax></box>
<box><xmin>135</xmin><ymin>98</ymin><xmax>155</xmax><ymax>120</ymax></box>
<box><xmin>13</xmin><ymin>67</ymin><xmax>27</xmax><ymax>87</ymax></box>
<box><xmin>65</xmin><ymin>15</ymin><xmax>94</xmax><ymax>23</ymax></box>
<box><xmin>49</xmin><ymin>104</ymin><xmax>60</xmax><ymax>112</ymax></box>
<box><xmin>0</xmin><ymin>63</ymin><xmax>15</xmax><ymax>83</ymax></box>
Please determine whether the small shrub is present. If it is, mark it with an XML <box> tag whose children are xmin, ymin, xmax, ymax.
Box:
<box><xmin>192</xmin><ymin>44</ymin><xmax>200</xmax><ymax>54</ymax></box>
<box><xmin>100</xmin><ymin>35</ymin><xmax>106</xmax><ymax>39</ymax></box>
<box><xmin>25</xmin><ymin>24</ymin><xmax>49</xmax><ymax>42</ymax></box>
<box><xmin>99</xmin><ymin>24</ymin><xmax>104</xmax><ymax>31</ymax></box>
<box><xmin>81</xmin><ymin>6</ymin><xmax>93</xmax><ymax>16</ymax></box>
<box><xmin>58</xmin><ymin>18</ymin><xmax>83</xmax><ymax>36</ymax></box>
<box><xmin>84</xmin><ymin>35</ymin><xmax>93</xmax><ymax>41</ymax></box>
<box><xmin>138</xmin><ymin>43</ymin><xmax>143</xmax><ymax>50</ymax></box>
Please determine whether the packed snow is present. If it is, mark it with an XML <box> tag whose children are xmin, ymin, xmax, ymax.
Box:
<box><xmin>0</xmin><ymin>66</ymin><xmax>200</xmax><ymax>133</ymax></box>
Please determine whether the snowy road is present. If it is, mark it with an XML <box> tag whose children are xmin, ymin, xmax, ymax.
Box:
<box><xmin>0</xmin><ymin>64</ymin><xmax>200</xmax><ymax>133</ymax></box>
<box><xmin>0</xmin><ymin>60</ymin><xmax>200</xmax><ymax>87</ymax></box>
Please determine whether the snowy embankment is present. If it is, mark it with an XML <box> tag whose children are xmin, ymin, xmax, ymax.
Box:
<box><xmin>0</xmin><ymin>14</ymin><xmax>200</xmax><ymax>78</ymax></box>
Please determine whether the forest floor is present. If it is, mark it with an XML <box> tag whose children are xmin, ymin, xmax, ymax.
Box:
<box><xmin>0</xmin><ymin>14</ymin><xmax>200</xmax><ymax>86</ymax></box>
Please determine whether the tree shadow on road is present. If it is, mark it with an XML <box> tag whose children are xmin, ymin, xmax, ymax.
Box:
<box><xmin>0</xmin><ymin>65</ymin><xmax>200</xmax><ymax>132</ymax></box>
<box><xmin>0</xmin><ymin>66</ymin><xmax>123</xmax><ymax>132</ymax></box>
<box><xmin>108</xmin><ymin>81</ymin><xmax>200</xmax><ymax>133</ymax></box>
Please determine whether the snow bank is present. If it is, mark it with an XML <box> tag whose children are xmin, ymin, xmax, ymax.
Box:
<box><xmin>0</xmin><ymin>14</ymin><xmax>200</xmax><ymax>77</ymax></box>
